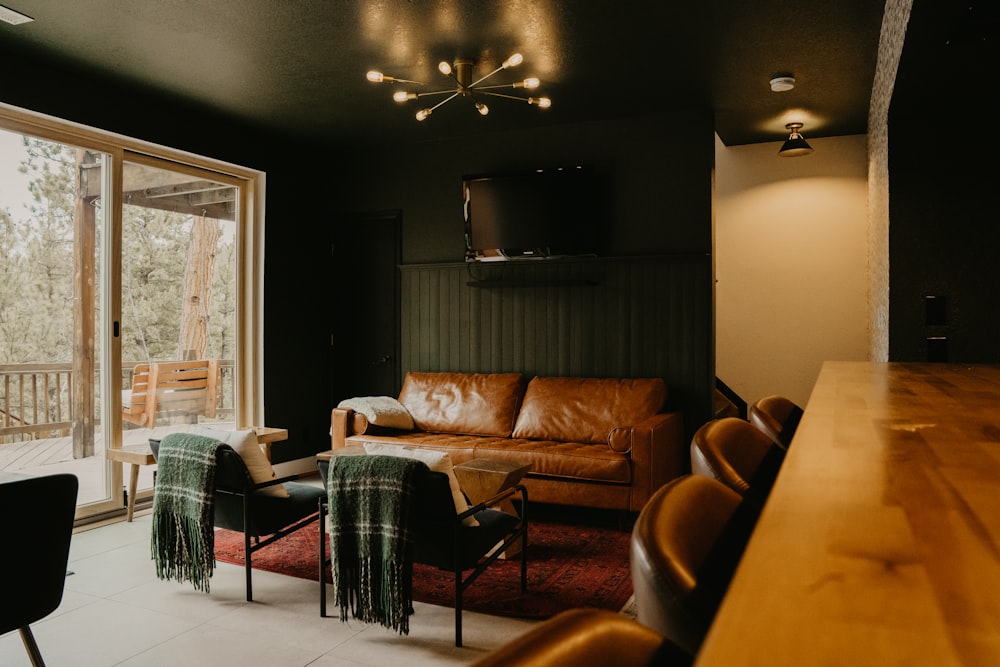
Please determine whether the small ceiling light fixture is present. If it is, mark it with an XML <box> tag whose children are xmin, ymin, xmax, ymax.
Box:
<box><xmin>778</xmin><ymin>122</ymin><xmax>814</xmax><ymax>157</ymax></box>
<box><xmin>366</xmin><ymin>53</ymin><xmax>551</xmax><ymax>121</ymax></box>
<box><xmin>0</xmin><ymin>3</ymin><xmax>34</xmax><ymax>25</ymax></box>
<box><xmin>769</xmin><ymin>76</ymin><xmax>796</xmax><ymax>92</ymax></box>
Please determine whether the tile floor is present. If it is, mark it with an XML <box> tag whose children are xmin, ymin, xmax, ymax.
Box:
<box><xmin>0</xmin><ymin>508</ymin><xmax>540</xmax><ymax>666</ymax></box>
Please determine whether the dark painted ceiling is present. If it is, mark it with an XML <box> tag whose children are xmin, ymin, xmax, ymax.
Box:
<box><xmin>0</xmin><ymin>1</ymin><xmax>896</xmax><ymax>147</ymax></box>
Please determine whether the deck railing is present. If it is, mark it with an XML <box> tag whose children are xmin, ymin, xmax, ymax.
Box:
<box><xmin>0</xmin><ymin>360</ymin><xmax>235</xmax><ymax>444</ymax></box>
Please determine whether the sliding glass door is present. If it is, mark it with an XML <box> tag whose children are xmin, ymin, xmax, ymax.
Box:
<box><xmin>0</xmin><ymin>128</ymin><xmax>116</xmax><ymax>516</ymax></box>
<box><xmin>118</xmin><ymin>155</ymin><xmax>240</xmax><ymax>505</ymax></box>
<box><xmin>0</xmin><ymin>110</ymin><xmax>259</xmax><ymax>522</ymax></box>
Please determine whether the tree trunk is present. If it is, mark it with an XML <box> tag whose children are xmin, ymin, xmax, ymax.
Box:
<box><xmin>178</xmin><ymin>215</ymin><xmax>221</xmax><ymax>360</ymax></box>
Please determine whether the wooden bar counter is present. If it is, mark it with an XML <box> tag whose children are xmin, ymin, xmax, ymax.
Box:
<box><xmin>696</xmin><ymin>361</ymin><xmax>1000</xmax><ymax>666</ymax></box>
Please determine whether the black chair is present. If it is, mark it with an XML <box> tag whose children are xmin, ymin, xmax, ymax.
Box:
<box><xmin>150</xmin><ymin>437</ymin><xmax>326</xmax><ymax>601</ymax></box>
<box><xmin>0</xmin><ymin>473</ymin><xmax>78</xmax><ymax>667</ymax></box>
<box><xmin>317</xmin><ymin>456</ymin><xmax>528</xmax><ymax>647</ymax></box>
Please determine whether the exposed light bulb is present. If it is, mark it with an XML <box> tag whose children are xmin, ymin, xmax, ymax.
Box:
<box><xmin>529</xmin><ymin>97</ymin><xmax>552</xmax><ymax>109</ymax></box>
<box><xmin>521</xmin><ymin>78</ymin><xmax>539</xmax><ymax>89</ymax></box>
<box><xmin>393</xmin><ymin>91</ymin><xmax>416</xmax><ymax>103</ymax></box>
<box><xmin>438</xmin><ymin>61</ymin><xmax>452</xmax><ymax>76</ymax></box>
<box><xmin>503</xmin><ymin>53</ymin><xmax>523</xmax><ymax>68</ymax></box>
<box><xmin>476</xmin><ymin>103</ymin><xmax>489</xmax><ymax>116</ymax></box>
<box><xmin>366</xmin><ymin>71</ymin><xmax>385</xmax><ymax>83</ymax></box>
<box><xmin>416</xmin><ymin>108</ymin><xmax>432</xmax><ymax>121</ymax></box>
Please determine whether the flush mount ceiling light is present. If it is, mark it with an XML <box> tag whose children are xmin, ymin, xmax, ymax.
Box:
<box><xmin>366</xmin><ymin>53</ymin><xmax>551</xmax><ymax>121</ymax></box>
<box><xmin>778</xmin><ymin>122</ymin><xmax>814</xmax><ymax>157</ymax></box>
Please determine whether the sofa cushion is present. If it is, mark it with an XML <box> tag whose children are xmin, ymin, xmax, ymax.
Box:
<box><xmin>399</xmin><ymin>372</ymin><xmax>526</xmax><ymax>437</ymax></box>
<box><xmin>512</xmin><ymin>376</ymin><xmax>667</xmax><ymax>444</ymax></box>
<box><xmin>473</xmin><ymin>439</ymin><xmax>633</xmax><ymax>484</ymax></box>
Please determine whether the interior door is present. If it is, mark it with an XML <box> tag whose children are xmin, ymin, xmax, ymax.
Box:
<box><xmin>330</xmin><ymin>211</ymin><xmax>401</xmax><ymax>402</ymax></box>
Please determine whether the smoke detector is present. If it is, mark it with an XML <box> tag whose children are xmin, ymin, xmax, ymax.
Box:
<box><xmin>769</xmin><ymin>76</ymin><xmax>796</xmax><ymax>92</ymax></box>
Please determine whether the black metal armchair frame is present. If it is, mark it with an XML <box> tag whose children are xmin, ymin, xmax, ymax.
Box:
<box><xmin>150</xmin><ymin>438</ymin><xmax>326</xmax><ymax>601</ymax></box>
<box><xmin>317</xmin><ymin>459</ymin><xmax>528</xmax><ymax>647</ymax></box>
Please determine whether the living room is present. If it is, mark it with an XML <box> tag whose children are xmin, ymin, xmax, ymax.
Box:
<box><xmin>1</xmin><ymin>0</ymin><xmax>996</xmax><ymax>664</ymax></box>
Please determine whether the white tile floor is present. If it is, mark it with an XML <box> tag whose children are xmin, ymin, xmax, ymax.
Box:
<box><xmin>0</xmin><ymin>509</ymin><xmax>540</xmax><ymax>666</ymax></box>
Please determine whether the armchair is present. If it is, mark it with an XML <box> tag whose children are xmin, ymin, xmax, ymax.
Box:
<box><xmin>150</xmin><ymin>433</ymin><xmax>326</xmax><ymax>601</ymax></box>
<box><xmin>317</xmin><ymin>454</ymin><xmax>528</xmax><ymax>647</ymax></box>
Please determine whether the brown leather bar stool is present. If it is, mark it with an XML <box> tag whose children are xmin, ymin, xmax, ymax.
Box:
<box><xmin>469</xmin><ymin>608</ymin><xmax>693</xmax><ymax>667</ymax></box>
<box><xmin>629</xmin><ymin>474</ymin><xmax>758</xmax><ymax>656</ymax></box>
<box><xmin>690</xmin><ymin>417</ymin><xmax>785</xmax><ymax>509</ymax></box>
<box><xmin>748</xmin><ymin>394</ymin><xmax>803</xmax><ymax>450</ymax></box>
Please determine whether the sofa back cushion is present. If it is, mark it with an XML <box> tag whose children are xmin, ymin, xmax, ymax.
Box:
<box><xmin>399</xmin><ymin>372</ymin><xmax>527</xmax><ymax>437</ymax></box>
<box><xmin>512</xmin><ymin>376</ymin><xmax>667</xmax><ymax>444</ymax></box>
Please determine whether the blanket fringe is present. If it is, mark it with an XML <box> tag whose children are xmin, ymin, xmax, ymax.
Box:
<box><xmin>333</xmin><ymin>556</ymin><xmax>412</xmax><ymax>634</ymax></box>
<box><xmin>151</xmin><ymin>512</ymin><xmax>215</xmax><ymax>592</ymax></box>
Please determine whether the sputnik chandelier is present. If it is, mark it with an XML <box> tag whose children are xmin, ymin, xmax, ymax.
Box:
<box><xmin>366</xmin><ymin>53</ymin><xmax>551</xmax><ymax>121</ymax></box>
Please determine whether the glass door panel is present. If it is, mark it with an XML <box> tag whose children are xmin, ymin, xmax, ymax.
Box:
<box><xmin>118</xmin><ymin>156</ymin><xmax>239</xmax><ymax>502</ymax></box>
<box><xmin>0</xmin><ymin>128</ymin><xmax>115</xmax><ymax>517</ymax></box>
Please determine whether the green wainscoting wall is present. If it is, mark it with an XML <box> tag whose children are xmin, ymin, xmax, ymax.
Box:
<box><xmin>399</xmin><ymin>254</ymin><xmax>713</xmax><ymax>442</ymax></box>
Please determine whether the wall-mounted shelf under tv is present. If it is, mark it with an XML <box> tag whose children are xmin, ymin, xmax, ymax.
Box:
<box><xmin>465</xmin><ymin>278</ymin><xmax>599</xmax><ymax>288</ymax></box>
<box><xmin>461</xmin><ymin>253</ymin><xmax>604</xmax><ymax>289</ymax></box>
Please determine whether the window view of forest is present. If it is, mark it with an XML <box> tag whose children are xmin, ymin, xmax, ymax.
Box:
<box><xmin>0</xmin><ymin>132</ymin><xmax>237</xmax><ymax>367</ymax></box>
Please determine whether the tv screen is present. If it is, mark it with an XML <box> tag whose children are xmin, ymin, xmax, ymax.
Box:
<box><xmin>463</xmin><ymin>166</ymin><xmax>600</xmax><ymax>262</ymax></box>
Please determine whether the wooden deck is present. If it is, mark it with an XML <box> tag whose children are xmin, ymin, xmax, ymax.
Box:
<box><xmin>0</xmin><ymin>422</ymin><xmax>236</xmax><ymax>507</ymax></box>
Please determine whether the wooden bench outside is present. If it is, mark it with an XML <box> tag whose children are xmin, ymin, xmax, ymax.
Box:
<box><xmin>122</xmin><ymin>359</ymin><xmax>220</xmax><ymax>428</ymax></box>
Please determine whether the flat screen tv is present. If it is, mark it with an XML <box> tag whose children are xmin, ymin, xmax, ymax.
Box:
<box><xmin>463</xmin><ymin>166</ymin><xmax>601</xmax><ymax>262</ymax></box>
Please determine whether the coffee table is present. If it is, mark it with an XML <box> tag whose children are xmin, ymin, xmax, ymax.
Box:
<box><xmin>453</xmin><ymin>458</ymin><xmax>531</xmax><ymax>557</ymax></box>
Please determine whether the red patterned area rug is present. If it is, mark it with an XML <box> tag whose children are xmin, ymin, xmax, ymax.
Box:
<box><xmin>213</xmin><ymin>516</ymin><xmax>633</xmax><ymax>619</ymax></box>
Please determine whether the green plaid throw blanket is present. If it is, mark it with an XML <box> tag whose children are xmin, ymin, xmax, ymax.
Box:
<box><xmin>151</xmin><ymin>433</ymin><xmax>225</xmax><ymax>593</ymax></box>
<box><xmin>326</xmin><ymin>454</ymin><xmax>423</xmax><ymax>634</ymax></box>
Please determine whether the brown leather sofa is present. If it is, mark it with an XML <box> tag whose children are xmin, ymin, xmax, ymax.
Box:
<box><xmin>330</xmin><ymin>371</ymin><xmax>685</xmax><ymax>512</ymax></box>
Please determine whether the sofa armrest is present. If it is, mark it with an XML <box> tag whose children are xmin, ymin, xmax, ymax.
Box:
<box><xmin>331</xmin><ymin>407</ymin><xmax>374</xmax><ymax>448</ymax></box>
<box><xmin>331</xmin><ymin>407</ymin><xmax>352</xmax><ymax>448</ymax></box>
<box><xmin>628</xmin><ymin>411</ymin><xmax>685</xmax><ymax>512</ymax></box>
<box><xmin>333</xmin><ymin>405</ymin><xmax>410</xmax><ymax>448</ymax></box>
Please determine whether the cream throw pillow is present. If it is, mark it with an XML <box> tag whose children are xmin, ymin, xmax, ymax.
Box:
<box><xmin>184</xmin><ymin>426</ymin><xmax>288</xmax><ymax>498</ymax></box>
<box><xmin>338</xmin><ymin>396</ymin><xmax>415</xmax><ymax>430</ymax></box>
<box><xmin>362</xmin><ymin>442</ymin><xmax>478</xmax><ymax>526</ymax></box>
